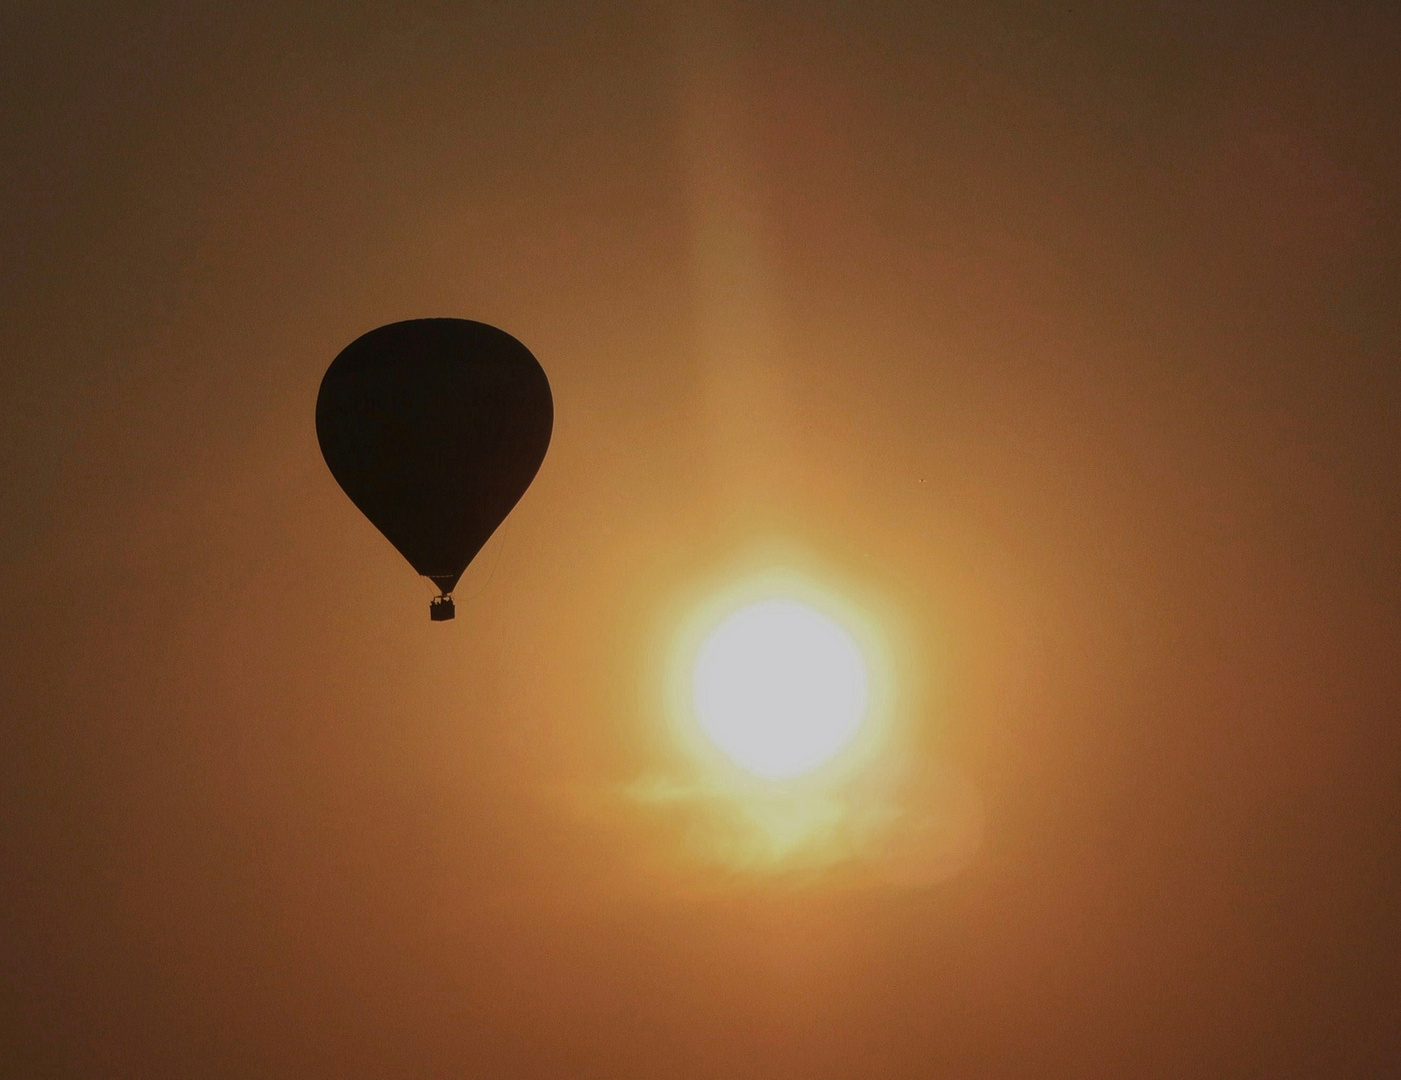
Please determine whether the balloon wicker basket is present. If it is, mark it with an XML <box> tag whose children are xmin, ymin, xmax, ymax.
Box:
<box><xmin>430</xmin><ymin>595</ymin><xmax>456</xmax><ymax>621</ymax></box>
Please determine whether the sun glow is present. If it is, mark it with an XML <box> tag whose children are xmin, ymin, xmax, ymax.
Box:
<box><xmin>690</xmin><ymin>598</ymin><xmax>870</xmax><ymax>781</ymax></box>
<box><xmin>647</xmin><ymin>566</ymin><xmax>917</xmax><ymax>870</ymax></box>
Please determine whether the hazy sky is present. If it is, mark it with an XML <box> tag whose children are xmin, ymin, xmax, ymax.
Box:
<box><xmin>3</xmin><ymin>2</ymin><xmax>1399</xmax><ymax>1076</ymax></box>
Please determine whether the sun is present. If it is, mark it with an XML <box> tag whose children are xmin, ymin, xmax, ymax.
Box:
<box><xmin>690</xmin><ymin>599</ymin><xmax>870</xmax><ymax>781</ymax></box>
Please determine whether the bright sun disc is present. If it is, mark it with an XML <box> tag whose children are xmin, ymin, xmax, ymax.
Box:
<box><xmin>690</xmin><ymin>599</ymin><xmax>870</xmax><ymax>780</ymax></box>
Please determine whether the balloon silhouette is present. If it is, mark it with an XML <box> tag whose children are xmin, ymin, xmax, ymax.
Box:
<box><xmin>316</xmin><ymin>319</ymin><xmax>553</xmax><ymax>620</ymax></box>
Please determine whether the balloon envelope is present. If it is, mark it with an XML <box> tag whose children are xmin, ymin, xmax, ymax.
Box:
<box><xmin>316</xmin><ymin>319</ymin><xmax>553</xmax><ymax>596</ymax></box>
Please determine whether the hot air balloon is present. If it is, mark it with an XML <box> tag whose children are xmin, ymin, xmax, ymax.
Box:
<box><xmin>316</xmin><ymin>319</ymin><xmax>553</xmax><ymax>621</ymax></box>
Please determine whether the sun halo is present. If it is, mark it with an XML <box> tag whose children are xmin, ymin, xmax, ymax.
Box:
<box><xmin>690</xmin><ymin>598</ymin><xmax>870</xmax><ymax>781</ymax></box>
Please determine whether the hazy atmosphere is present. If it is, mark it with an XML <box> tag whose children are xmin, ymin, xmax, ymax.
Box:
<box><xmin>3</xmin><ymin>2</ymin><xmax>1399</xmax><ymax>1076</ymax></box>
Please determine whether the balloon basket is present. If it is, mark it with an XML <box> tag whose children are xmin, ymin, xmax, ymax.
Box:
<box><xmin>430</xmin><ymin>595</ymin><xmax>455</xmax><ymax>621</ymax></box>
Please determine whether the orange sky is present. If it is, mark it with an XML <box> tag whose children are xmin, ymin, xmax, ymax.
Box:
<box><xmin>3</xmin><ymin>2</ymin><xmax>1399</xmax><ymax>1076</ymax></box>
